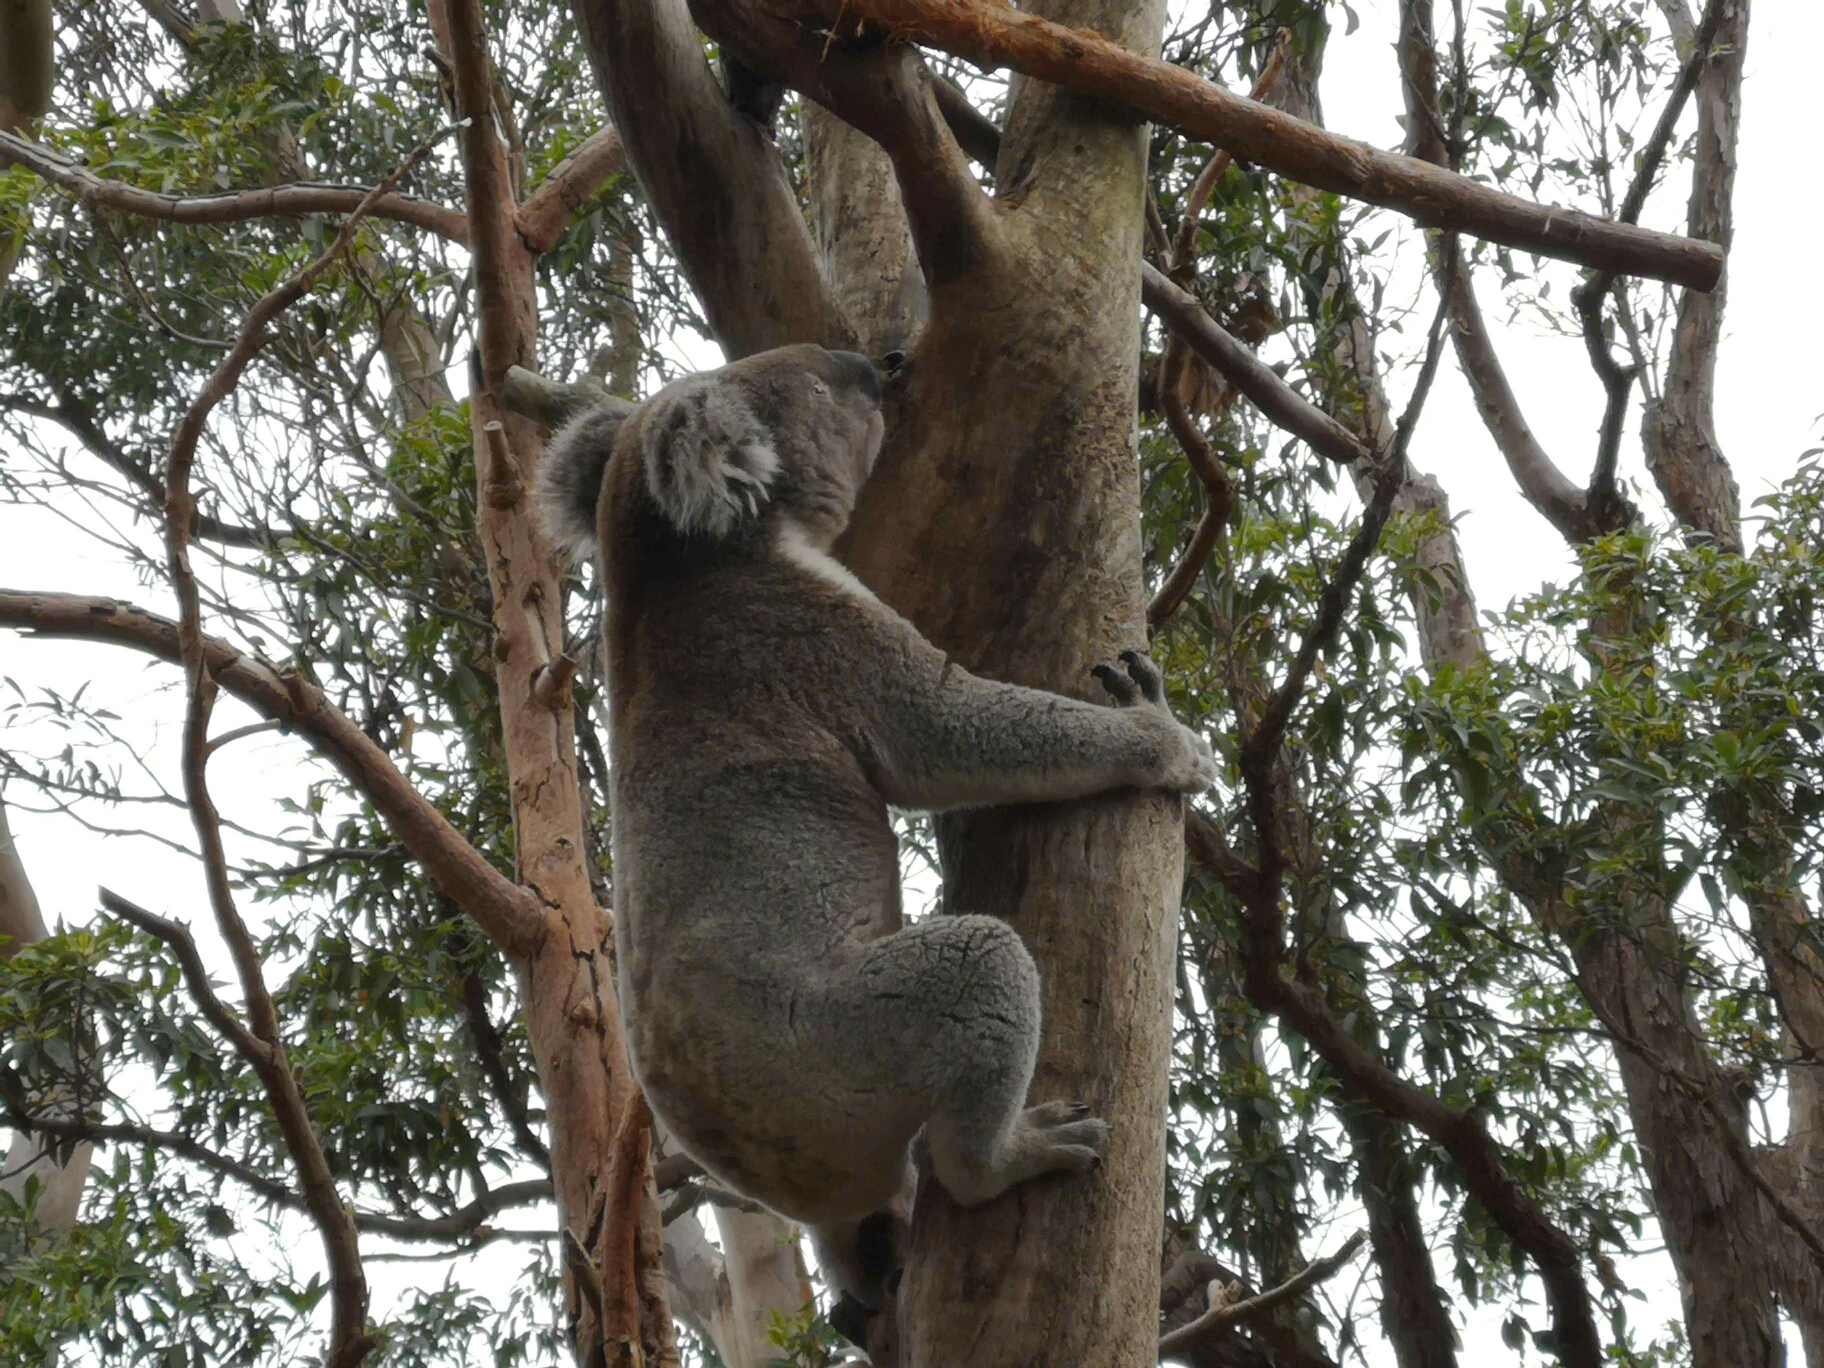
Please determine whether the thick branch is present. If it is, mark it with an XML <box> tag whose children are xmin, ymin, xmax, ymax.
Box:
<box><xmin>824</xmin><ymin>0</ymin><xmax>1722</xmax><ymax>288</ymax></box>
<box><xmin>0</xmin><ymin>130</ymin><xmax>469</xmax><ymax>243</ymax></box>
<box><xmin>570</xmin><ymin>0</ymin><xmax>844</xmax><ymax>355</ymax></box>
<box><xmin>515</xmin><ymin>124</ymin><xmax>627</xmax><ymax>255</ymax></box>
<box><xmin>0</xmin><ymin>591</ymin><xmax>546</xmax><ymax>957</ymax></box>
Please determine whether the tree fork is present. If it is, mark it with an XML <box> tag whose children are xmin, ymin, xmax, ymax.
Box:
<box><xmin>802</xmin><ymin>0</ymin><xmax>1723</xmax><ymax>289</ymax></box>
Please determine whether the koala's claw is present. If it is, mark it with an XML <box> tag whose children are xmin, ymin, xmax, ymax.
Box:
<box><xmin>1092</xmin><ymin>661</ymin><xmax>1140</xmax><ymax>707</ymax></box>
<box><xmin>1117</xmin><ymin>649</ymin><xmax>1166</xmax><ymax>705</ymax></box>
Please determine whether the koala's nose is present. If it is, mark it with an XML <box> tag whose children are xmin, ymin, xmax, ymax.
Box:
<box><xmin>829</xmin><ymin>349</ymin><xmax>883</xmax><ymax>404</ymax></box>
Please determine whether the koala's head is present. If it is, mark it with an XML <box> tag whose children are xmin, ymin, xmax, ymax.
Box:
<box><xmin>630</xmin><ymin>344</ymin><xmax>886</xmax><ymax>548</ymax></box>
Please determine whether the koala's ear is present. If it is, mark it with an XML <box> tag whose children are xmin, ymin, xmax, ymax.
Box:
<box><xmin>640</xmin><ymin>375</ymin><xmax>780</xmax><ymax>538</ymax></box>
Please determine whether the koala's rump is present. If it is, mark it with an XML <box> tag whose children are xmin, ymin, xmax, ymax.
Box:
<box><xmin>613</xmin><ymin>751</ymin><xmax>913</xmax><ymax>1221</ymax></box>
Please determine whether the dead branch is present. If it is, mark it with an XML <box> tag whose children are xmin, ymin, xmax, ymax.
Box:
<box><xmin>819</xmin><ymin>0</ymin><xmax>1722</xmax><ymax>289</ymax></box>
<box><xmin>0</xmin><ymin>129</ymin><xmax>469</xmax><ymax>243</ymax></box>
<box><xmin>1158</xmin><ymin>1231</ymin><xmax>1367</xmax><ymax>1359</ymax></box>
<box><xmin>0</xmin><ymin>591</ymin><xmax>546</xmax><ymax>956</ymax></box>
<box><xmin>515</xmin><ymin>124</ymin><xmax>628</xmax><ymax>254</ymax></box>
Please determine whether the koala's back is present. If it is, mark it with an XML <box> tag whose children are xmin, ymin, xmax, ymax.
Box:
<box><xmin>603</xmin><ymin>529</ymin><xmax>918</xmax><ymax>1211</ymax></box>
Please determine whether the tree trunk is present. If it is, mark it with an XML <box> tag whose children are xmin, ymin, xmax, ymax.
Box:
<box><xmin>0</xmin><ymin>799</ymin><xmax>94</xmax><ymax>1234</ymax></box>
<box><xmin>834</xmin><ymin>0</ymin><xmax>1177</xmax><ymax>1360</ymax></box>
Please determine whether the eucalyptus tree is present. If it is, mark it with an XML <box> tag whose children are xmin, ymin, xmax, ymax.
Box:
<box><xmin>1</xmin><ymin>1</ymin><xmax>1810</xmax><ymax>1367</ymax></box>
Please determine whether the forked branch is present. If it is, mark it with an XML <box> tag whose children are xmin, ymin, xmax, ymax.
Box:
<box><xmin>821</xmin><ymin>0</ymin><xmax>1722</xmax><ymax>289</ymax></box>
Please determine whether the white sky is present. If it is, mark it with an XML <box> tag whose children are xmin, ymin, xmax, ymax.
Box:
<box><xmin>3</xmin><ymin>0</ymin><xmax>1821</xmax><ymax>1361</ymax></box>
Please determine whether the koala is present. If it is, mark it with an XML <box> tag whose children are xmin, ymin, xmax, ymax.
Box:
<box><xmin>535</xmin><ymin>343</ymin><xmax>1215</xmax><ymax>1314</ymax></box>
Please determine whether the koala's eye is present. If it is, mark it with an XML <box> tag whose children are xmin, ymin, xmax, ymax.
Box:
<box><xmin>808</xmin><ymin>377</ymin><xmax>829</xmax><ymax>398</ymax></box>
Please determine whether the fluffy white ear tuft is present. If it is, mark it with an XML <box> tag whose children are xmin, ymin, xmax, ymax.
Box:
<box><xmin>640</xmin><ymin>375</ymin><xmax>780</xmax><ymax>537</ymax></box>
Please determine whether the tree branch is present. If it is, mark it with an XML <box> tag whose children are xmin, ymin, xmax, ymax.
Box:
<box><xmin>1158</xmin><ymin>1231</ymin><xmax>1366</xmax><ymax>1359</ymax></box>
<box><xmin>570</xmin><ymin>0</ymin><xmax>844</xmax><ymax>355</ymax></box>
<box><xmin>689</xmin><ymin>5</ymin><xmax>1008</xmax><ymax>294</ymax></box>
<box><xmin>0</xmin><ymin>591</ymin><xmax>546</xmax><ymax>957</ymax></box>
<box><xmin>1142</xmin><ymin>264</ymin><xmax>1371</xmax><ymax>467</ymax></box>
<box><xmin>0</xmin><ymin>130</ymin><xmax>470</xmax><ymax>243</ymax></box>
<box><xmin>1395</xmin><ymin>4</ymin><xmax>1601</xmax><ymax>543</ymax></box>
<box><xmin>818</xmin><ymin>0</ymin><xmax>1723</xmax><ymax>289</ymax></box>
<box><xmin>514</xmin><ymin>124</ymin><xmax>627</xmax><ymax>255</ymax></box>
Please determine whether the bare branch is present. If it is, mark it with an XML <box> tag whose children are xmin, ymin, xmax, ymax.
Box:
<box><xmin>1142</xmin><ymin>264</ymin><xmax>1371</xmax><ymax>467</ymax></box>
<box><xmin>515</xmin><ymin>124</ymin><xmax>627</xmax><ymax>255</ymax></box>
<box><xmin>0</xmin><ymin>130</ymin><xmax>470</xmax><ymax>243</ymax></box>
<box><xmin>501</xmin><ymin>364</ymin><xmax>624</xmax><ymax>430</ymax></box>
<box><xmin>1158</xmin><ymin>1231</ymin><xmax>1367</xmax><ymax>1359</ymax></box>
<box><xmin>0</xmin><ymin>591</ymin><xmax>547</xmax><ymax>958</ymax></box>
<box><xmin>820</xmin><ymin>0</ymin><xmax>1723</xmax><ymax>289</ymax></box>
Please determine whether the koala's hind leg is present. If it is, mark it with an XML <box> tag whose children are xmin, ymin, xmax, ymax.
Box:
<box><xmin>837</xmin><ymin>914</ymin><xmax>1111</xmax><ymax>1209</ymax></box>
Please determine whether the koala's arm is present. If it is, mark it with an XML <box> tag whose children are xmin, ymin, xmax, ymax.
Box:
<box><xmin>857</xmin><ymin>612</ymin><xmax>1214</xmax><ymax>811</ymax></box>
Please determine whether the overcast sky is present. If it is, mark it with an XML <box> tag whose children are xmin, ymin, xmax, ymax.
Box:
<box><xmin>3</xmin><ymin>0</ymin><xmax>1819</xmax><ymax>1359</ymax></box>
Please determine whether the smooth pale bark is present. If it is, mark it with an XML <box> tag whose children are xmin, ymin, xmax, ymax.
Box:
<box><xmin>432</xmin><ymin>2</ymin><xmax>676</xmax><ymax>1360</ymax></box>
<box><xmin>1642</xmin><ymin>0</ymin><xmax>1746</xmax><ymax>552</ymax></box>
<box><xmin>831</xmin><ymin>0</ymin><xmax>1180</xmax><ymax>1362</ymax></box>
<box><xmin>0</xmin><ymin>799</ymin><xmax>94</xmax><ymax>1235</ymax></box>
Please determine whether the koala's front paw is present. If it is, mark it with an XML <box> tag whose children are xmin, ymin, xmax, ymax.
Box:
<box><xmin>1093</xmin><ymin>650</ymin><xmax>1216</xmax><ymax>794</ymax></box>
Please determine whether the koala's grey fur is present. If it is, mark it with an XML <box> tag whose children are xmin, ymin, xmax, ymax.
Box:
<box><xmin>536</xmin><ymin>343</ymin><xmax>1216</xmax><ymax>1308</ymax></box>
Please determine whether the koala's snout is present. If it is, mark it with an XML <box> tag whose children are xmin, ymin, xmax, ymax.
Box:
<box><xmin>829</xmin><ymin>349</ymin><xmax>884</xmax><ymax>404</ymax></box>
